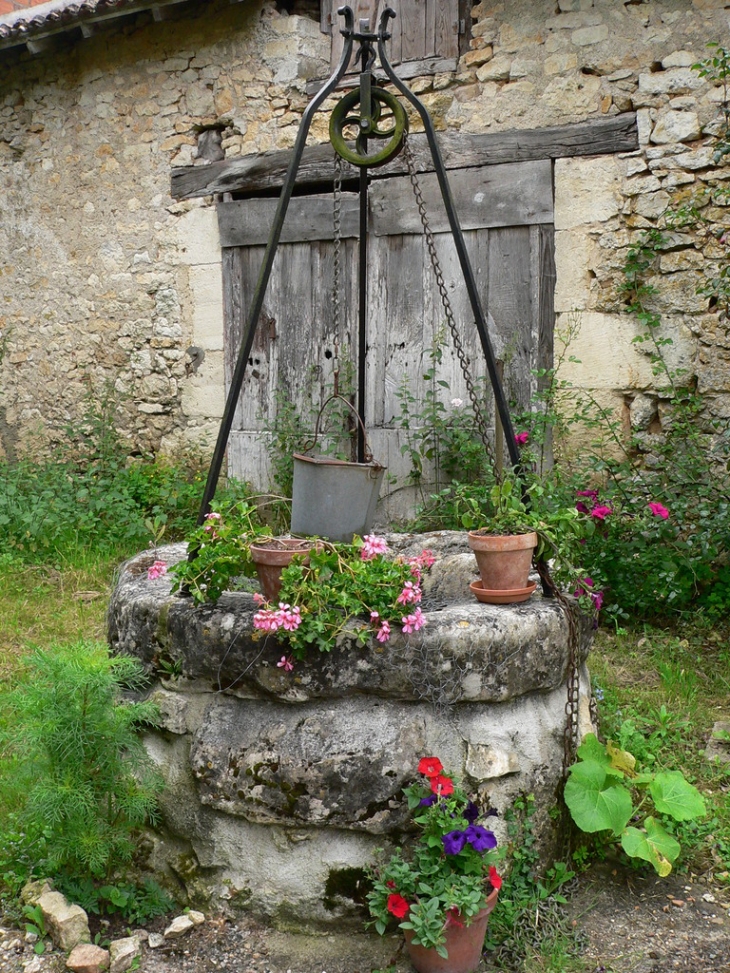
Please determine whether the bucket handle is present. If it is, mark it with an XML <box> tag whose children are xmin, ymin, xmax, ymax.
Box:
<box><xmin>303</xmin><ymin>394</ymin><xmax>375</xmax><ymax>464</ymax></box>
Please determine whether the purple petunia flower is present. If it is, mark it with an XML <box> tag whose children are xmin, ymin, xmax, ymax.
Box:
<box><xmin>442</xmin><ymin>830</ymin><xmax>467</xmax><ymax>855</ymax></box>
<box><xmin>420</xmin><ymin>794</ymin><xmax>437</xmax><ymax>807</ymax></box>
<box><xmin>464</xmin><ymin>801</ymin><xmax>480</xmax><ymax>824</ymax></box>
<box><xmin>464</xmin><ymin>825</ymin><xmax>497</xmax><ymax>852</ymax></box>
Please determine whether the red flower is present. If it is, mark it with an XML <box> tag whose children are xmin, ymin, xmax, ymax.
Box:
<box><xmin>445</xmin><ymin>907</ymin><xmax>464</xmax><ymax>928</ymax></box>
<box><xmin>418</xmin><ymin>756</ymin><xmax>444</xmax><ymax>778</ymax></box>
<box><xmin>489</xmin><ymin>866</ymin><xmax>502</xmax><ymax>891</ymax></box>
<box><xmin>429</xmin><ymin>774</ymin><xmax>454</xmax><ymax>796</ymax></box>
<box><xmin>387</xmin><ymin>893</ymin><xmax>410</xmax><ymax>918</ymax></box>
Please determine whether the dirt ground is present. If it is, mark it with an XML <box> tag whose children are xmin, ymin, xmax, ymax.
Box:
<box><xmin>1</xmin><ymin>863</ymin><xmax>729</xmax><ymax>973</ymax></box>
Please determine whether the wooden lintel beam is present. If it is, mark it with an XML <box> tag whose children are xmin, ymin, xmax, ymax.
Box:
<box><xmin>26</xmin><ymin>36</ymin><xmax>56</xmax><ymax>55</ymax></box>
<box><xmin>171</xmin><ymin>112</ymin><xmax>639</xmax><ymax>201</ymax></box>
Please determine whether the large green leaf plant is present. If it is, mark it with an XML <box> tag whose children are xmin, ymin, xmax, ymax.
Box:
<box><xmin>564</xmin><ymin>732</ymin><xmax>706</xmax><ymax>876</ymax></box>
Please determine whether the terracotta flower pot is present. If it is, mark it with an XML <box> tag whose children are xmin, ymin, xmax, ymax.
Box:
<box><xmin>467</xmin><ymin>530</ymin><xmax>537</xmax><ymax>599</ymax></box>
<box><xmin>404</xmin><ymin>887</ymin><xmax>499</xmax><ymax>973</ymax></box>
<box><xmin>249</xmin><ymin>538</ymin><xmax>314</xmax><ymax>602</ymax></box>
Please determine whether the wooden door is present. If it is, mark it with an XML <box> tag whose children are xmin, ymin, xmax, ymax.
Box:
<box><xmin>218</xmin><ymin>159</ymin><xmax>554</xmax><ymax>519</ymax></box>
<box><xmin>322</xmin><ymin>0</ymin><xmax>462</xmax><ymax>77</ymax></box>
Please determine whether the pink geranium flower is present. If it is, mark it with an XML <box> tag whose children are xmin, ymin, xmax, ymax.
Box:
<box><xmin>514</xmin><ymin>431</ymin><xmax>529</xmax><ymax>445</ymax></box>
<box><xmin>401</xmin><ymin>608</ymin><xmax>426</xmax><ymax>634</ymax></box>
<box><xmin>147</xmin><ymin>560</ymin><xmax>168</xmax><ymax>580</ymax></box>
<box><xmin>376</xmin><ymin>620</ymin><xmax>391</xmax><ymax>643</ymax></box>
<box><xmin>648</xmin><ymin>501</ymin><xmax>669</xmax><ymax>520</ymax></box>
<box><xmin>397</xmin><ymin>581</ymin><xmax>422</xmax><ymax>605</ymax></box>
<box><xmin>276</xmin><ymin>655</ymin><xmax>294</xmax><ymax>672</ymax></box>
<box><xmin>361</xmin><ymin>534</ymin><xmax>389</xmax><ymax>560</ymax></box>
<box><xmin>277</xmin><ymin>603</ymin><xmax>302</xmax><ymax>632</ymax></box>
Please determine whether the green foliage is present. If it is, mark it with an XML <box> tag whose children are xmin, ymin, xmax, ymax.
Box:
<box><xmin>485</xmin><ymin>795</ymin><xmax>579</xmax><ymax>972</ymax></box>
<box><xmin>366</xmin><ymin>758</ymin><xmax>502</xmax><ymax>958</ymax></box>
<box><xmin>0</xmin><ymin>640</ymin><xmax>163</xmax><ymax>884</ymax></box>
<box><xmin>56</xmin><ymin>876</ymin><xmax>175</xmax><ymax>925</ymax></box>
<box><xmin>269</xmin><ymin>540</ymin><xmax>433</xmax><ymax>659</ymax></box>
<box><xmin>22</xmin><ymin>903</ymin><xmax>47</xmax><ymax>955</ymax></box>
<box><xmin>693</xmin><ymin>43</ymin><xmax>730</xmax><ymax>164</ymax></box>
<box><xmin>564</xmin><ymin>732</ymin><xmax>706</xmax><ymax>876</ymax></box>
<box><xmin>393</xmin><ymin>336</ymin><xmax>493</xmax><ymax>494</ymax></box>
<box><xmin>0</xmin><ymin>383</ymin><xmax>212</xmax><ymax>562</ymax></box>
<box><xmin>565</xmin><ymin>218</ymin><xmax>730</xmax><ymax>623</ymax></box>
<box><xmin>169</xmin><ymin>497</ymin><xmax>272</xmax><ymax>604</ymax></box>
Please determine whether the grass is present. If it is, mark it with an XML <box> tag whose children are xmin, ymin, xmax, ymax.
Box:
<box><xmin>588</xmin><ymin>621</ymin><xmax>730</xmax><ymax>881</ymax></box>
<box><xmin>0</xmin><ymin>552</ymin><xmax>120</xmax><ymax>682</ymax></box>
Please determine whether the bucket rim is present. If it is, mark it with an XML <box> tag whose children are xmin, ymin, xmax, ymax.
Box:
<box><xmin>293</xmin><ymin>452</ymin><xmax>385</xmax><ymax>473</ymax></box>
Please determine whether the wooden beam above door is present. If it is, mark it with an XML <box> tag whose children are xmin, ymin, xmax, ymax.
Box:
<box><xmin>171</xmin><ymin>113</ymin><xmax>638</xmax><ymax>201</ymax></box>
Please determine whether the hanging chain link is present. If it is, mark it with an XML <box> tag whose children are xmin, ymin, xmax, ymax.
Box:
<box><xmin>402</xmin><ymin>134</ymin><xmax>497</xmax><ymax>470</ymax></box>
<box><xmin>332</xmin><ymin>153</ymin><xmax>343</xmax><ymax>391</ymax></box>
<box><xmin>536</xmin><ymin>561</ymin><xmax>582</xmax><ymax>781</ymax></box>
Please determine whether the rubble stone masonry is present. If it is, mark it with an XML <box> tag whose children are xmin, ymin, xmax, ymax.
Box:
<box><xmin>0</xmin><ymin>0</ymin><xmax>729</xmax><ymax>464</ymax></box>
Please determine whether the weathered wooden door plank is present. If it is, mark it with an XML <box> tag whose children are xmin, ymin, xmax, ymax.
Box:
<box><xmin>217</xmin><ymin>195</ymin><xmax>360</xmax><ymax>248</ymax></box>
<box><xmin>369</xmin><ymin>160</ymin><xmax>553</xmax><ymax>235</ymax></box>
<box><xmin>171</xmin><ymin>114</ymin><xmax>637</xmax><ymax>200</ymax></box>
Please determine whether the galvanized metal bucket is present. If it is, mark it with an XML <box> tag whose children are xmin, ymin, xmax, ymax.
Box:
<box><xmin>290</xmin><ymin>395</ymin><xmax>385</xmax><ymax>543</ymax></box>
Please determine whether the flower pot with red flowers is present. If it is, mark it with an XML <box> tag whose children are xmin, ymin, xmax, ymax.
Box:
<box><xmin>366</xmin><ymin>757</ymin><xmax>502</xmax><ymax>973</ymax></box>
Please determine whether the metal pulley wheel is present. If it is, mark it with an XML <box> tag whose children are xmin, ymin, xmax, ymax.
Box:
<box><xmin>329</xmin><ymin>86</ymin><xmax>408</xmax><ymax>168</ymax></box>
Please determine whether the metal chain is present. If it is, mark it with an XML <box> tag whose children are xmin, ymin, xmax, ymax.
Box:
<box><xmin>402</xmin><ymin>134</ymin><xmax>497</xmax><ymax>470</ymax></box>
<box><xmin>332</xmin><ymin>153</ymin><xmax>343</xmax><ymax>385</ymax></box>
<box><xmin>536</xmin><ymin>561</ymin><xmax>582</xmax><ymax>780</ymax></box>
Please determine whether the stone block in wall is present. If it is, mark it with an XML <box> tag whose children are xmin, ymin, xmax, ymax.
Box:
<box><xmin>556</xmin><ymin>311</ymin><xmax>654</xmax><ymax>389</ymax></box>
<box><xmin>633</xmin><ymin>190</ymin><xmax>671</xmax><ymax>220</ymax></box>
<box><xmin>555</xmin><ymin>387</ymin><xmax>627</xmax><ymax>461</ymax></box>
<box><xmin>638</xmin><ymin>69</ymin><xmax>705</xmax><ymax>98</ymax></box>
<box><xmin>554</xmin><ymin>156</ymin><xmax>621</xmax><ymax>229</ymax></box>
<box><xmin>542</xmin><ymin>74</ymin><xmax>601</xmax><ymax>115</ymax></box>
<box><xmin>650</xmin><ymin>110</ymin><xmax>701</xmax><ymax>145</ymax></box>
<box><xmin>571</xmin><ymin>25</ymin><xmax>609</xmax><ymax>47</ymax></box>
<box><xmin>697</xmin><ymin>361</ymin><xmax>730</xmax><ymax>394</ymax></box>
<box><xmin>662</xmin><ymin>52</ymin><xmax>697</xmax><ymax>70</ymax></box>
<box><xmin>192</xmin><ymin>298</ymin><xmax>224</xmax><ymax>352</ymax></box>
<box><xmin>180</xmin><ymin>350</ymin><xmax>224</xmax><ymax>419</ymax></box>
<box><xmin>636</xmin><ymin>108</ymin><xmax>654</xmax><ymax>145</ymax></box>
<box><xmin>554</xmin><ymin>227</ymin><xmax>598</xmax><ymax>313</ymax></box>
<box><xmin>177</xmin><ymin>205</ymin><xmax>221</xmax><ymax>266</ymax></box>
<box><xmin>476</xmin><ymin>56</ymin><xmax>511</xmax><ymax>82</ymax></box>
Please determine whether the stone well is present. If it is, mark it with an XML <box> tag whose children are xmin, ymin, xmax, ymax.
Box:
<box><xmin>107</xmin><ymin>531</ymin><xmax>593</xmax><ymax>928</ymax></box>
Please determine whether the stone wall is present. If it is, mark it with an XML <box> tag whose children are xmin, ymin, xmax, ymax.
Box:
<box><xmin>0</xmin><ymin>0</ymin><xmax>728</xmax><ymax>465</ymax></box>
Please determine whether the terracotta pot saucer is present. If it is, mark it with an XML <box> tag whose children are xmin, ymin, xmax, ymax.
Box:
<box><xmin>469</xmin><ymin>579</ymin><xmax>537</xmax><ymax>604</ymax></box>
